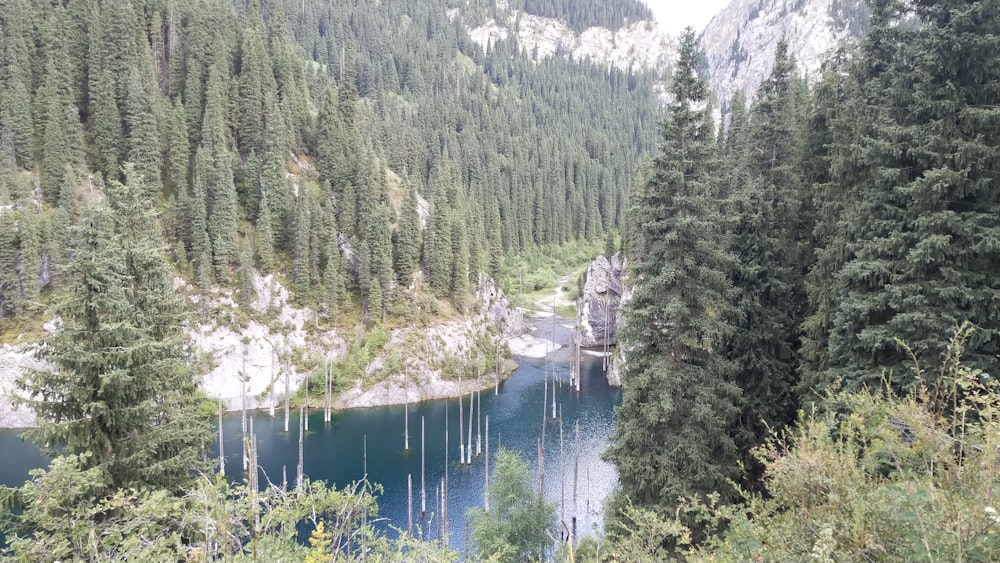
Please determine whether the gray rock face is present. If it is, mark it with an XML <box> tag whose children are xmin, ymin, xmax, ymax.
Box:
<box><xmin>577</xmin><ymin>255</ymin><xmax>626</xmax><ymax>348</ymax></box>
<box><xmin>700</xmin><ymin>0</ymin><xmax>867</xmax><ymax>111</ymax></box>
<box><xmin>477</xmin><ymin>273</ymin><xmax>528</xmax><ymax>337</ymax></box>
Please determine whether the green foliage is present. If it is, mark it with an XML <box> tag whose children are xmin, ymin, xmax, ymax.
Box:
<box><xmin>804</xmin><ymin>0</ymin><xmax>1000</xmax><ymax>394</ymax></box>
<box><xmin>687</xmin><ymin>326</ymin><xmax>1000</xmax><ymax>562</ymax></box>
<box><xmin>606</xmin><ymin>30</ymin><xmax>741</xmax><ymax>526</ymax></box>
<box><xmin>17</xmin><ymin>166</ymin><xmax>210</xmax><ymax>493</ymax></box>
<box><xmin>467</xmin><ymin>449</ymin><xmax>557</xmax><ymax>562</ymax></box>
<box><xmin>723</xmin><ymin>39</ymin><xmax>808</xmax><ymax>479</ymax></box>
<box><xmin>3</xmin><ymin>462</ymin><xmax>457</xmax><ymax>563</ymax></box>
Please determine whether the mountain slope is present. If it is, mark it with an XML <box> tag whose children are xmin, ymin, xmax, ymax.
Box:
<box><xmin>700</xmin><ymin>0</ymin><xmax>868</xmax><ymax>107</ymax></box>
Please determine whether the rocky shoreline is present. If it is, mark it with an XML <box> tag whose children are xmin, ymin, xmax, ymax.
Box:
<box><xmin>0</xmin><ymin>273</ymin><xmax>530</xmax><ymax>429</ymax></box>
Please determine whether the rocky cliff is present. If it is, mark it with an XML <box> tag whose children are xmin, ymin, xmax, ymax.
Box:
<box><xmin>700</xmin><ymin>0</ymin><xmax>868</xmax><ymax>108</ymax></box>
<box><xmin>455</xmin><ymin>4</ymin><xmax>675</xmax><ymax>100</ymax></box>
<box><xmin>334</xmin><ymin>274</ymin><xmax>527</xmax><ymax>409</ymax></box>
<box><xmin>0</xmin><ymin>272</ymin><xmax>526</xmax><ymax>427</ymax></box>
<box><xmin>577</xmin><ymin>254</ymin><xmax>627</xmax><ymax>348</ymax></box>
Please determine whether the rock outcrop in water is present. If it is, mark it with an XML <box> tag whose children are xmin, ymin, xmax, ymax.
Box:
<box><xmin>577</xmin><ymin>254</ymin><xmax>627</xmax><ymax>348</ymax></box>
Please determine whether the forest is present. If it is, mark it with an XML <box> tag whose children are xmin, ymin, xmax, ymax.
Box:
<box><xmin>0</xmin><ymin>0</ymin><xmax>660</xmax><ymax>331</ymax></box>
<box><xmin>606</xmin><ymin>0</ymin><xmax>1000</xmax><ymax>559</ymax></box>
<box><xmin>1</xmin><ymin>0</ymin><xmax>999</xmax><ymax>560</ymax></box>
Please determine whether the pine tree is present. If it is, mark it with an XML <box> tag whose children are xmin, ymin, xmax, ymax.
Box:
<box><xmin>487</xmin><ymin>202</ymin><xmax>503</xmax><ymax>280</ymax></box>
<box><xmin>292</xmin><ymin>191</ymin><xmax>312</xmax><ymax>303</ymax></box>
<box><xmin>725</xmin><ymin>40</ymin><xmax>805</xmax><ymax>462</ymax></box>
<box><xmin>798</xmin><ymin>50</ymin><xmax>854</xmax><ymax>390</ymax></box>
<box><xmin>238</xmin><ymin>235</ymin><xmax>256</xmax><ymax>309</ymax></box>
<box><xmin>189</xmin><ymin>150</ymin><xmax>213</xmax><ymax>287</ymax></box>
<box><xmin>605</xmin><ymin>29</ymin><xmax>741</xmax><ymax>519</ymax></box>
<box><xmin>39</xmin><ymin>31</ymin><xmax>83</xmax><ymax>205</ymax></box>
<box><xmin>200</xmin><ymin>61</ymin><xmax>238</xmax><ymax>281</ymax></box>
<box><xmin>237</xmin><ymin>21</ymin><xmax>283</xmax><ymax>155</ymax></box>
<box><xmin>0</xmin><ymin>72</ymin><xmax>32</xmax><ymax>169</ymax></box>
<box><xmin>427</xmin><ymin>190</ymin><xmax>453</xmax><ymax>297</ymax></box>
<box><xmin>0</xmin><ymin>210</ymin><xmax>20</xmax><ymax>318</ymax></box>
<box><xmin>451</xmin><ymin>214</ymin><xmax>471</xmax><ymax>312</ymax></box>
<box><xmin>813</xmin><ymin>0</ymin><xmax>1000</xmax><ymax>392</ymax></box>
<box><xmin>322</xmin><ymin>242</ymin><xmax>346</xmax><ymax>321</ymax></box>
<box><xmin>0</xmin><ymin>3</ymin><xmax>33</xmax><ymax>168</ymax></box>
<box><xmin>393</xmin><ymin>184</ymin><xmax>421</xmax><ymax>285</ymax></box>
<box><xmin>124</xmin><ymin>64</ymin><xmax>163</xmax><ymax>198</ymax></box>
<box><xmin>166</xmin><ymin>99</ymin><xmax>190</xmax><ymax>199</ymax></box>
<box><xmin>368</xmin><ymin>277</ymin><xmax>383</xmax><ymax>324</ymax></box>
<box><xmin>19</xmin><ymin>166</ymin><xmax>210</xmax><ymax>492</ymax></box>
<box><xmin>89</xmin><ymin>64</ymin><xmax>123</xmax><ymax>183</ymax></box>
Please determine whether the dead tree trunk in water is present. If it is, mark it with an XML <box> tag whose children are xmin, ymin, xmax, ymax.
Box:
<box><xmin>495</xmin><ymin>336</ymin><xmax>500</xmax><ymax>395</ymax></box>
<box><xmin>296</xmin><ymin>404</ymin><xmax>304</xmax><ymax>492</ymax></box>
<box><xmin>421</xmin><ymin>416</ymin><xmax>426</xmax><ymax>514</ymax></box>
<box><xmin>284</xmin><ymin>353</ymin><xmax>291</xmax><ymax>433</ymax></box>
<box><xmin>218</xmin><ymin>398</ymin><xmax>225</xmax><ymax>474</ymax></box>
<box><xmin>560</xmin><ymin>409</ymin><xmax>565</xmax><ymax>538</ymax></box>
<box><xmin>573</xmin><ymin>419</ymin><xmax>580</xmax><ymax>529</ymax></box>
<box><xmin>467</xmin><ymin>391</ymin><xmax>474</xmax><ymax>464</ymax></box>
<box><xmin>484</xmin><ymin>415</ymin><xmax>490</xmax><ymax>512</ymax></box>
<box><xmin>241</xmin><ymin>351</ymin><xmax>248</xmax><ymax>471</ymax></box>
<box><xmin>458</xmin><ymin>379</ymin><xmax>465</xmax><ymax>466</ymax></box>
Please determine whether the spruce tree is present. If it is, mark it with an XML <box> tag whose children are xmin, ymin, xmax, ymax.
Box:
<box><xmin>200</xmin><ymin>61</ymin><xmax>239</xmax><ymax>281</ymax></box>
<box><xmin>814</xmin><ymin>0</ymin><xmax>1000</xmax><ymax>392</ymax></box>
<box><xmin>89</xmin><ymin>64</ymin><xmax>123</xmax><ymax>183</ymax></box>
<box><xmin>292</xmin><ymin>191</ymin><xmax>312</xmax><ymax>303</ymax></box>
<box><xmin>124</xmin><ymin>64</ymin><xmax>163</xmax><ymax>198</ymax></box>
<box><xmin>189</xmin><ymin>150</ymin><xmax>213</xmax><ymax>287</ymax></box>
<box><xmin>19</xmin><ymin>166</ymin><xmax>210</xmax><ymax>492</ymax></box>
<box><xmin>605</xmin><ymin>30</ymin><xmax>741</xmax><ymax>518</ymax></box>
<box><xmin>0</xmin><ymin>210</ymin><xmax>20</xmax><ymax>319</ymax></box>
<box><xmin>393</xmin><ymin>184</ymin><xmax>421</xmax><ymax>285</ymax></box>
<box><xmin>427</xmin><ymin>189</ymin><xmax>453</xmax><ymax>298</ymax></box>
<box><xmin>725</xmin><ymin>40</ymin><xmax>805</xmax><ymax>461</ymax></box>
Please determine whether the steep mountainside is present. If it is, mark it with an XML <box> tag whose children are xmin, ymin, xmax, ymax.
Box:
<box><xmin>462</xmin><ymin>10</ymin><xmax>676</xmax><ymax>75</ymax></box>
<box><xmin>454</xmin><ymin>1</ymin><xmax>676</xmax><ymax>100</ymax></box>
<box><xmin>700</xmin><ymin>0</ymin><xmax>868</xmax><ymax>107</ymax></box>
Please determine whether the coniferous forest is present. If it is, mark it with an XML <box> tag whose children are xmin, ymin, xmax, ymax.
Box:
<box><xmin>1</xmin><ymin>0</ymin><xmax>1000</xmax><ymax>560</ymax></box>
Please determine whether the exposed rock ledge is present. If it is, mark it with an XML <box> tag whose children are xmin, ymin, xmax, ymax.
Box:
<box><xmin>576</xmin><ymin>254</ymin><xmax>630</xmax><ymax>387</ymax></box>
<box><xmin>577</xmin><ymin>254</ymin><xmax>627</xmax><ymax>347</ymax></box>
<box><xmin>334</xmin><ymin>274</ymin><xmax>527</xmax><ymax>409</ymax></box>
<box><xmin>0</xmin><ymin>272</ymin><xmax>527</xmax><ymax>427</ymax></box>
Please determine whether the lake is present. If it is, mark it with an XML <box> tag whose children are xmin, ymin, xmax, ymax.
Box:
<box><xmin>0</xmin><ymin>315</ymin><xmax>622</xmax><ymax>553</ymax></box>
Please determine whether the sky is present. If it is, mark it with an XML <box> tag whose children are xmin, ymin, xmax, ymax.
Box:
<box><xmin>643</xmin><ymin>0</ymin><xmax>733</xmax><ymax>36</ymax></box>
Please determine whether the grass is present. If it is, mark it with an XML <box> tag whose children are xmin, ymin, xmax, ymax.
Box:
<box><xmin>504</xmin><ymin>238</ymin><xmax>599</xmax><ymax>314</ymax></box>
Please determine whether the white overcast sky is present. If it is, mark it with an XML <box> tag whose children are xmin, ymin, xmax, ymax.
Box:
<box><xmin>643</xmin><ymin>0</ymin><xmax>733</xmax><ymax>36</ymax></box>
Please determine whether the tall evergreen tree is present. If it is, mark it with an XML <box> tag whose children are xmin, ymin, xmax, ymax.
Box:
<box><xmin>605</xmin><ymin>30</ymin><xmax>741</xmax><ymax>520</ymax></box>
<box><xmin>393</xmin><ymin>184</ymin><xmax>421</xmax><ymax>285</ymax></box>
<box><xmin>811</xmin><ymin>0</ymin><xmax>1000</xmax><ymax>393</ymax></box>
<box><xmin>199</xmin><ymin>61</ymin><xmax>239</xmax><ymax>280</ymax></box>
<box><xmin>725</xmin><ymin>40</ymin><xmax>805</xmax><ymax>463</ymax></box>
<box><xmin>19</xmin><ymin>166</ymin><xmax>210</xmax><ymax>492</ymax></box>
<box><xmin>124</xmin><ymin>64</ymin><xmax>163</xmax><ymax>198</ymax></box>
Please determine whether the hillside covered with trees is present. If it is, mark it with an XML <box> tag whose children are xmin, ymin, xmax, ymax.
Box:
<box><xmin>0</xmin><ymin>0</ymin><xmax>658</xmax><ymax>559</ymax></box>
<box><xmin>3</xmin><ymin>0</ymin><xmax>998</xmax><ymax>559</ymax></box>
<box><xmin>0</xmin><ymin>0</ymin><xmax>660</xmax><ymax>331</ymax></box>
<box><xmin>607</xmin><ymin>0</ymin><xmax>1000</xmax><ymax>558</ymax></box>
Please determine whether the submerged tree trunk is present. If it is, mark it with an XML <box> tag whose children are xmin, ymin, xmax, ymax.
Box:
<box><xmin>218</xmin><ymin>398</ymin><xmax>225</xmax><ymax>474</ymax></box>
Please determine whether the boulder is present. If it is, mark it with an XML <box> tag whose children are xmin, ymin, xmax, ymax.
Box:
<box><xmin>577</xmin><ymin>254</ymin><xmax>626</xmax><ymax>347</ymax></box>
